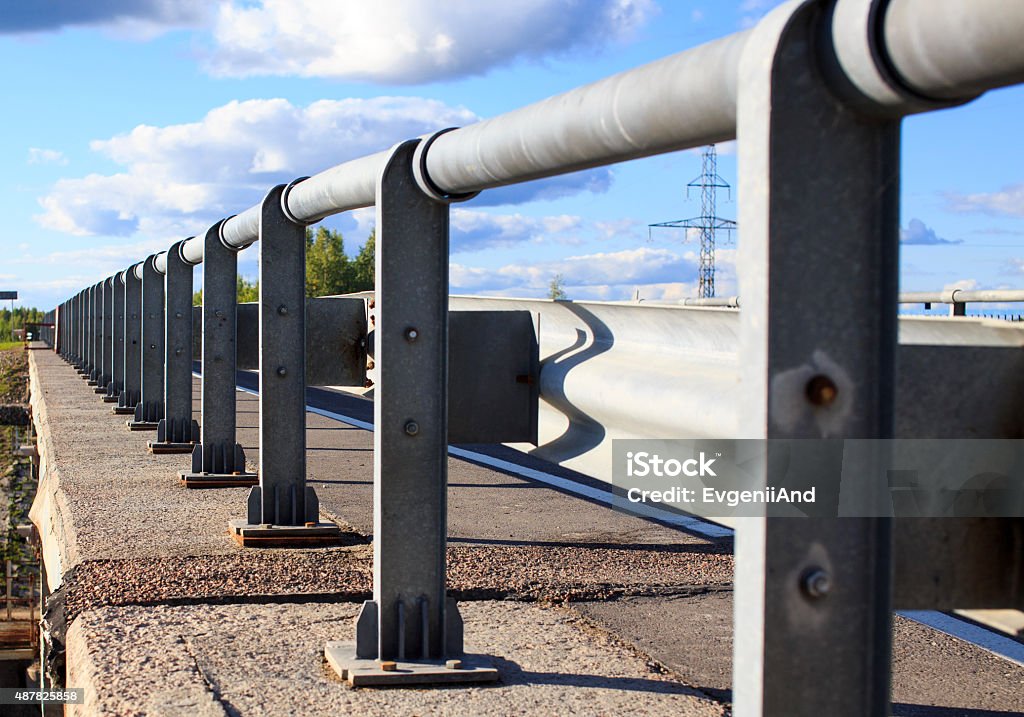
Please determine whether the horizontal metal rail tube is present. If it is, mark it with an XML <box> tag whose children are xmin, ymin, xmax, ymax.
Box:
<box><xmin>900</xmin><ymin>290</ymin><xmax>1024</xmax><ymax>305</ymax></box>
<box><xmin>423</xmin><ymin>32</ymin><xmax>746</xmax><ymax>196</ymax></box>
<box><xmin>647</xmin><ymin>291</ymin><xmax>1024</xmax><ymax>308</ymax></box>
<box><xmin>884</xmin><ymin>0</ymin><xmax>1024</xmax><ymax>100</ymax></box>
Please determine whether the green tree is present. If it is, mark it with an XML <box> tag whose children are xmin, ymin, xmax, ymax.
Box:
<box><xmin>236</xmin><ymin>275</ymin><xmax>259</xmax><ymax>302</ymax></box>
<box><xmin>350</xmin><ymin>231</ymin><xmax>375</xmax><ymax>292</ymax></box>
<box><xmin>305</xmin><ymin>226</ymin><xmax>351</xmax><ymax>297</ymax></box>
<box><xmin>548</xmin><ymin>274</ymin><xmax>568</xmax><ymax>300</ymax></box>
<box><xmin>0</xmin><ymin>307</ymin><xmax>44</xmax><ymax>341</ymax></box>
<box><xmin>192</xmin><ymin>276</ymin><xmax>259</xmax><ymax>305</ymax></box>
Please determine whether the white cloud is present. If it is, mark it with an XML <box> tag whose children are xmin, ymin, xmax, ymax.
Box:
<box><xmin>205</xmin><ymin>0</ymin><xmax>655</xmax><ymax>83</ymax></box>
<box><xmin>942</xmin><ymin>278</ymin><xmax>979</xmax><ymax>292</ymax></box>
<box><xmin>450</xmin><ymin>210</ymin><xmax>582</xmax><ymax>253</ymax></box>
<box><xmin>451</xmin><ymin>247</ymin><xmax>702</xmax><ymax>299</ymax></box>
<box><xmin>900</xmin><ymin>218</ymin><xmax>961</xmax><ymax>245</ymax></box>
<box><xmin>946</xmin><ymin>183</ymin><xmax>1024</xmax><ymax>218</ymax></box>
<box><xmin>0</xmin><ymin>0</ymin><xmax>208</xmax><ymax>37</ymax></box>
<box><xmin>27</xmin><ymin>148</ymin><xmax>68</xmax><ymax>166</ymax></box>
<box><xmin>11</xmin><ymin>238</ymin><xmax>170</xmax><ymax>271</ymax></box>
<box><xmin>36</xmin><ymin>96</ymin><xmax>613</xmax><ymax>240</ymax></box>
<box><xmin>34</xmin><ymin>97</ymin><xmax>478</xmax><ymax>239</ymax></box>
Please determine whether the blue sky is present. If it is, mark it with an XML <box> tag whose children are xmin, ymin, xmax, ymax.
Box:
<box><xmin>2</xmin><ymin>0</ymin><xmax>1023</xmax><ymax>310</ymax></box>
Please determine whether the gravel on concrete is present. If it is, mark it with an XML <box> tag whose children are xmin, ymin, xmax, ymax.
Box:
<box><xmin>66</xmin><ymin>600</ymin><xmax>727</xmax><ymax>717</ymax></box>
<box><xmin>30</xmin><ymin>349</ymin><xmax>731</xmax><ymax>626</ymax></box>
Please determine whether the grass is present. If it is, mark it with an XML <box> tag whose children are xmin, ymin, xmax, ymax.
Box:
<box><xmin>0</xmin><ymin>341</ymin><xmax>23</xmax><ymax>352</ymax></box>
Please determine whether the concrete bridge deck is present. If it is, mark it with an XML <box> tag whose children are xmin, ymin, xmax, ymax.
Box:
<box><xmin>27</xmin><ymin>347</ymin><xmax>1024</xmax><ymax>716</ymax></box>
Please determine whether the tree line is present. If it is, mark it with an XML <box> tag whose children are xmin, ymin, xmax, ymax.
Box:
<box><xmin>0</xmin><ymin>307</ymin><xmax>47</xmax><ymax>340</ymax></box>
<box><xmin>193</xmin><ymin>227</ymin><xmax>375</xmax><ymax>304</ymax></box>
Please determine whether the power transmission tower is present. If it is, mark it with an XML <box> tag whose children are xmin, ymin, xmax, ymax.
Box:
<box><xmin>648</xmin><ymin>145</ymin><xmax>736</xmax><ymax>298</ymax></box>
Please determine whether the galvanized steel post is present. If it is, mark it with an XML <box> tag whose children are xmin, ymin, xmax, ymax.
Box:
<box><xmin>72</xmin><ymin>292</ymin><xmax>80</xmax><ymax>368</ymax></box>
<box><xmin>733</xmin><ymin>1</ymin><xmax>906</xmax><ymax>714</ymax></box>
<box><xmin>88</xmin><ymin>283</ymin><xmax>101</xmax><ymax>385</ymax></box>
<box><xmin>115</xmin><ymin>267</ymin><xmax>142</xmax><ymax>416</ymax></box>
<box><xmin>181</xmin><ymin>221</ymin><xmax>257</xmax><ymax>486</ymax></box>
<box><xmin>104</xmin><ymin>274</ymin><xmax>125</xmax><ymax>403</ymax></box>
<box><xmin>325</xmin><ymin>139</ymin><xmax>497</xmax><ymax>685</ymax></box>
<box><xmin>152</xmin><ymin>240</ymin><xmax>200</xmax><ymax>453</ymax></box>
<box><xmin>129</xmin><ymin>255</ymin><xmax>165</xmax><ymax>430</ymax></box>
<box><xmin>229</xmin><ymin>183</ymin><xmax>339</xmax><ymax>543</ymax></box>
<box><xmin>96</xmin><ymin>277</ymin><xmax>113</xmax><ymax>394</ymax></box>
<box><xmin>87</xmin><ymin>285</ymin><xmax>96</xmax><ymax>379</ymax></box>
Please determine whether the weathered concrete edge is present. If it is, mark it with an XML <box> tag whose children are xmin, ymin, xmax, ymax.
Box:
<box><xmin>28</xmin><ymin>348</ymin><xmax>80</xmax><ymax>592</ymax></box>
<box><xmin>66</xmin><ymin>615</ymin><xmax>230</xmax><ymax>717</ymax></box>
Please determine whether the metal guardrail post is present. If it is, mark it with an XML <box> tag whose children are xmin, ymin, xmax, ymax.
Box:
<box><xmin>115</xmin><ymin>267</ymin><xmax>142</xmax><ymax>415</ymax></box>
<box><xmin>77</xmin><ymin>291</ymin><xmax>86</xmax><ymax>370</ymax></box>
<box><xmin>228</xmin><ymin>183</ymin><xmax>340</xmax><ymax>543</ymax></box>
<box><xmin>104</xmin><ymin>274</ymin><xmax>125</xmax><ymax>403</ymax></box>
<box><xmin>86</xmin><ymin>284</ymin><xmax>96</xmax><ymax>379</ymax></box>
<box><xmin>950</xmin><ymin>302</ymin><xmax>967</xmax><ymax>317</ymax></box>
<box><xmin>128</xmin><ymin>255</ymin><xmax>165</xmax><ymax>430</ymax></box>
<box><xmin>89</xmin><ymin>282</ymin><xmax>102</xmax><ymax>385</ymax></box>
<box><xmin>325</xmin><ymin>139</ymin><xmax>496</xmax><ymax>685</ymax></box>
<box><xmin>68</xmin><ymin>296</ymin><xmax>74</xmax><ymax>362</ymax></box>
<box><xmin>151</xmin><ymin>240</ymin><xmax>200</xmax><ymax>453</ymax></box>
<box><xmin>95</xmin><ymin>277</ymin><xmax>113</xmax><ymax>394</ymax></box>
<box><xmin>733</xmin><ymin>2</ymin><xmax>902</xmax><ymax>715</ymax></box>
<box><xmin>181</xmin><ymin>221</ymin><xmax>257</xmax><ymax>487</ymax></box>
<box><xmin>94</xmin><ymin>283</ymin><xmax>103</xmax><ymax>381</ymax></box>
<box><xmin>79</xmin><ymin>290</ymin><xmax>87</xmax><ymax>371</ymax></box>
<box><xmin>87</xmin><ymin>284</ymin><xmax>96</xmax><ymax>380</ymax></box>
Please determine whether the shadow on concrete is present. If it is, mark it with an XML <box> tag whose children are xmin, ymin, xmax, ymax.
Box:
<box><xmin>893</xmin><ymin>705</ymin><xmax>1024</xmax><ymax>716</ymax></box>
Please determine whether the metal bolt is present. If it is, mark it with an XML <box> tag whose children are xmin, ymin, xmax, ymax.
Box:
<box><xmin>802</xmin><ymin>568</ymin><xmax>832</xmax><ymax>598</ymax></box>
<box><xmin>380</xmin><ymin>661</ymin><xmax>397</xmax><ymax>672</ymax></box>
<box><xmin>445</xmin><ymin>659</ymin><xmax>463</xmax><ymax>670</ymax></box>
<box><xmin>404</xmin><ymin>327</ymin><xmax>419</xmax><ymax>342</ymax></box>
<box><xmin>149</xmin><ymin>344</ymin><xmax>156</xmax><ymax>350</ymax></box>
<box><xmin>175</xmin><ymin>312</ymin><xmax>183</xmax><ymax>319</ymax></box>
<box><xmin>404</xmin><ymin>420</ymin><xmax>419</xmax><ymax>436</ymax></box>
<box><xmin>277</xmin><ymin>304</ymin><xmax>288</xmax><ymax>316</ymax></box>
<box><xmin>175</xmin><ymin>348</ymin><xmax>182</xmax><ymax>356</ymax></box>
<box><xmin>805</xmin><ymin>374</ymin><xmax>838</xmax><ymax>406</ymax></box>
<box><xmin>277</xmin><ymin>366</ymin><xmax>287</xmax><ymax>377</ymax></box>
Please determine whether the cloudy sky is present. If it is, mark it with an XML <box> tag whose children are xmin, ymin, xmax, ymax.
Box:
<box><xmin>2</xmin><ymin>0</ymin><xmax>1023</xmax><ymax>310</ymax></box>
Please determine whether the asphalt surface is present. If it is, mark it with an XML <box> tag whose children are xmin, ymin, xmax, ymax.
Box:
<box><xmin>29</xmin><ymin>348</ymin><xmax>1024</xmax><ymax>716</ymax></box>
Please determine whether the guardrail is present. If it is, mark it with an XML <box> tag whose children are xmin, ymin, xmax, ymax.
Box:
<box><xmin>663</xmin><ymin>289</ymin><xmax>1024</xmax><ymax>316</ymax></box>
<box><xmin>42</xmin><ymin>0</ymin><xmax>1024</xmax><ymax>714</ymax></box>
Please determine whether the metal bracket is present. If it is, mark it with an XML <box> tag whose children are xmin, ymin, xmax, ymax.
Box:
<box><xmin>733</xmin><ymin>2</ymin><xmax>896</xmax><ymax>715</ymax></box>
<box><xmin>181</xmin><ymin>220</ymin><xmax>256</xmax><ymax>488</ymax></box>
<box><xmin>324</xmin><ymin>139</ymin><xmax>496</xmax><ymax>685</ymax></box>
<box><xmin>96</xmin><ymin>277</ymin><xmax>113</xmax><ymax>395</ymax></box>
<box><xmin>114</xmin><ymin>267</ymin><xmax>142</xmax><ymax>416</ymax></box>
<box><xmin>128</xmin><ymin>255</ymin><xmax>165</xmax><ymax>431</ymax></box>
<box><xmin>87</xmin><ymin>284</ymin><xmax>99</xmax><ymax>383</ymax></box>
<box><xmin>104</xmin><ymin>273</ymin><xmax>125</xmax><ymax>403</ymax></box>
<box><xmin>227</xmin><ymin>183</ymin><xmax>339</xmax><ymax>544</ymax></box>
<box><xmin>151</xmin><ymin>240</ymin><xmax>200</xmax><ymax>454</ymax></box>
<box><xmin>327</xmin><ymin>596</ymin><xmax>495</xmax><ymax>684</ymax></box>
